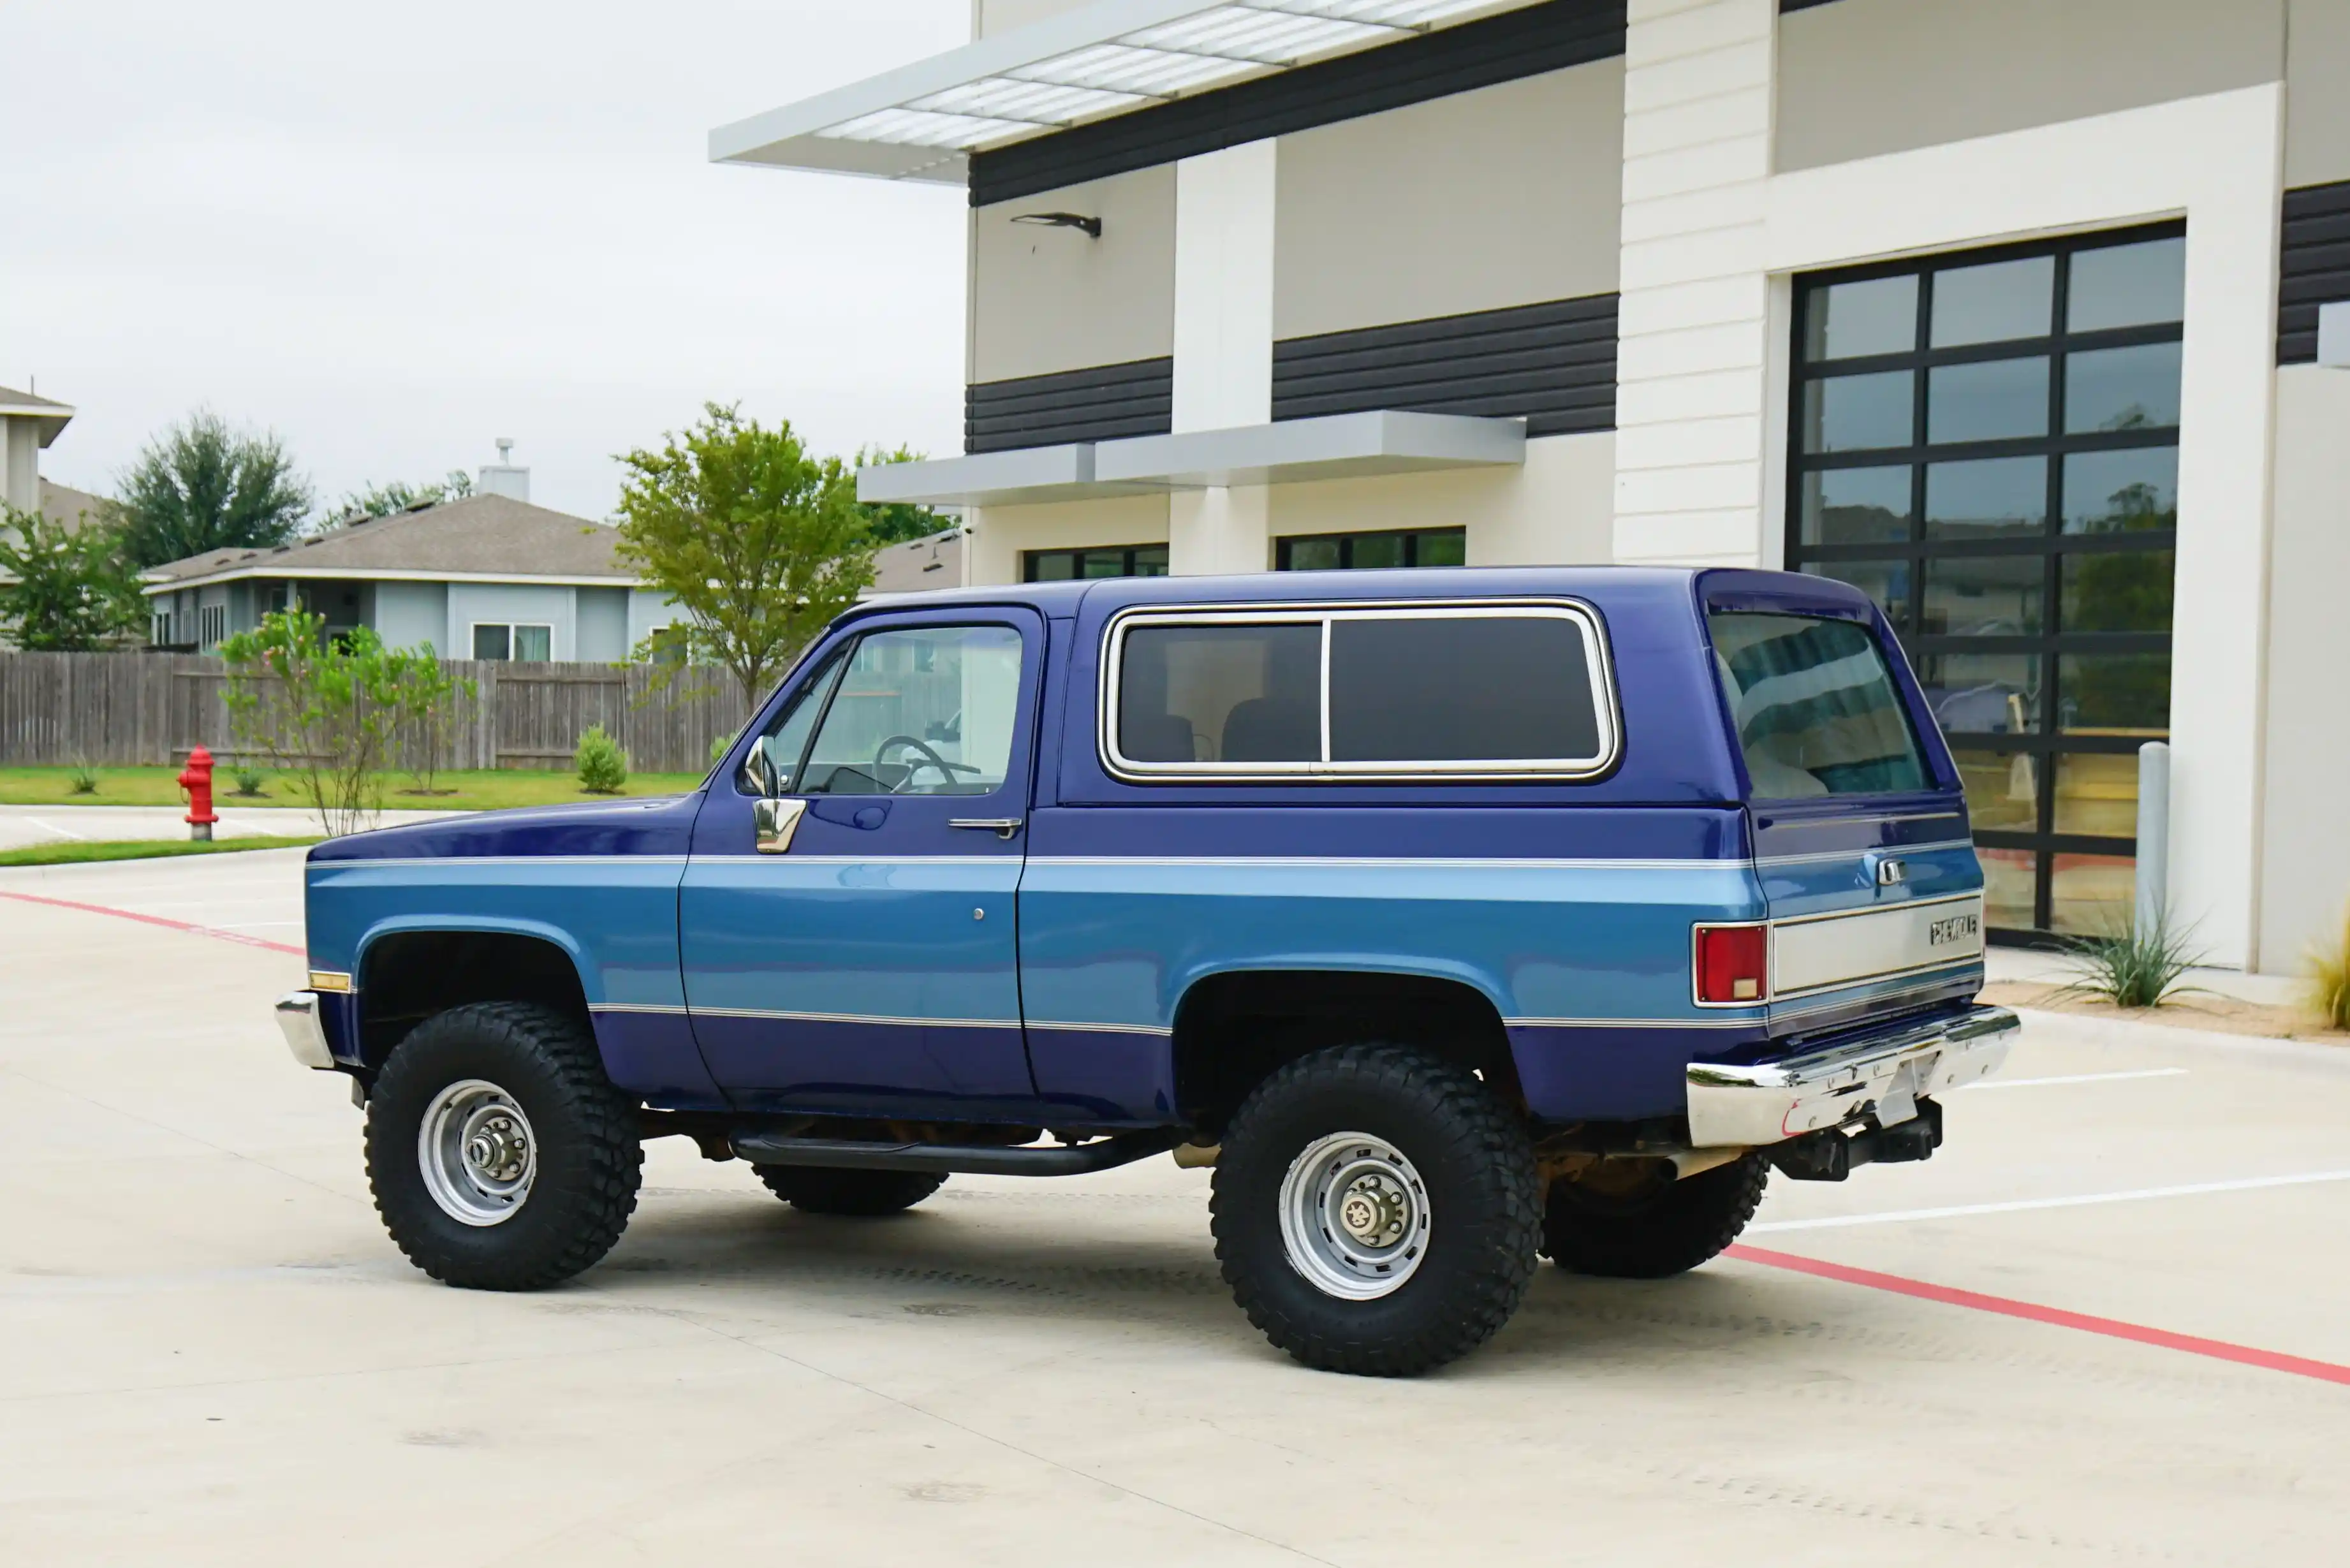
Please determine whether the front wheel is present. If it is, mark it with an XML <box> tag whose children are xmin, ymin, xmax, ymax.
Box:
<box><xmin>1210</xmin><ymin>1044</ymin><xmax>1542</xmax><ymax>1377</ymax></box>
<box><xmin>1540</xmin><ymin>1152</ymin><xmax>1767</xmax><ymax>1279</ymax></box>
<box><xmin>365</xmin><ymin>1002</ymin><xmax>642</xmax><ymax>1290</ymax></box>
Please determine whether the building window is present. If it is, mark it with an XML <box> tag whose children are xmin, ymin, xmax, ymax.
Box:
<box><xmin>1275</xmin><ymin>529</ymin><xmax>1466</xmax><ymax>571</ymax></box>
<box><xmin>472</xmin><ymin>622</ymin><xmax>553</xmax><ymax>662</ymax></box>
<box><xmin>198</xmin><ymin>604</ymin><xmax>226</xmax><ymax>648</ymax></box>
<box><xmin>1788</xmin><ymin>224</ymin><xmax>2184</xmax><ymax>941</ymax></box>
<box><xmin>1024</xmin><ymin>545</ymin><xmax>1170</xmax><ymax>581</ymax></box>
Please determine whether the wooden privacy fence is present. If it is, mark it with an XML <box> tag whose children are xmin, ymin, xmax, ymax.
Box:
<box><xmin>0</xmin><ymin>653</ymin><xmax>753</xmax><ymax>773</ymax></box>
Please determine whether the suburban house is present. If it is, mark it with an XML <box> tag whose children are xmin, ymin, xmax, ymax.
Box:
<box><xmin>0</xmin><ymin>385</ymin><xmax>75</xmax><ymax>520</ymax></box>
<box><xmin>0</xmin><ymin>385</ymin><xmax>112</xmax><ymax>614</ymax></box>
<box><xmin>144</xmin><ymin>460</ymin><xmax>673</xmax><ymax>662</ymax></box>
<box><xmin>709</xmin><ymin>0</ymin><xmax>2350</xmax><ymax>975</ymax></box>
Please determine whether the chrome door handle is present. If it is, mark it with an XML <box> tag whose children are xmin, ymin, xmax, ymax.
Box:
<box><xmin>950</xmin><ymin>817</ymin><xmax>1023</xmax><ymax>840</ymax></box>
<box><xmin>754</xmin><ymin>796</ymin><xmax>808</xmax><ymax>854</ymax></box>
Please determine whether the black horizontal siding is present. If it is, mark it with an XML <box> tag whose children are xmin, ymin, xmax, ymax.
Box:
<box><xmin>1272</xmin><ymin>294</ymin><xmax>1619</xmax><ymax>437</ymax></box>
<box><xmin>969</xmin><ymin>0</ymin><xmax>1625</xmax><ymax>209</ymax></box>
<box><xmin>2279</xmin><ymin>179</ymin><xmax>2350</xmax><ymax>365</ymax></box>
<box><xmin>965</xmin><ymin>358</ymin><xmax>1173</xmax><ymax>453</ymax></box>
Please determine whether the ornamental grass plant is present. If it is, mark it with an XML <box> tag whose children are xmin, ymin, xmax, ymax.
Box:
<box><xmin>2310</xmin><ymin>909</ymin><xmax>2350</xmax><ymax>1032</ymax></box>
<box><xmin>2059</xmin><ymin>911</ymin><xmax>2204</xmax><ymax>1010</ymax></box>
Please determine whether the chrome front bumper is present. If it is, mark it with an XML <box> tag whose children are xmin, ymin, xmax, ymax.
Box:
<box><xmin>1685</xmin><ymin>1005</ymin><xmax>2018</xmax><ymax>1148</ymax></box>
<box><xmin>275</xmin><ymin>991</ymin><xmax>335</xmax><ymax>1070</ymax></box>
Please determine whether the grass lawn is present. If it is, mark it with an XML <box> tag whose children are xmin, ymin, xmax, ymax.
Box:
<box><xmin>0</xmin><ymin>767</ymin><xmax>708</xmax><ymax>812</ymax></box>
<box><xmin>0</xmin><ymin>835</ymin><xmax>324</xmax><ymax>868</ymax></box>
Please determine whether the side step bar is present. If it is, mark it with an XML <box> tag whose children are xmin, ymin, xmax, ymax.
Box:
<box><xmin>731</xmin><ymin>1127</ymin><xmax>1182</xmax><ymax>1178</ymax></box>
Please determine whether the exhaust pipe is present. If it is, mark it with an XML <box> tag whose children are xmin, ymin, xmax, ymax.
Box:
<box><xmin>1769</xmin><ymin>1098</ymin><xmax>1944</xmax><ymax>1182</ymax></box>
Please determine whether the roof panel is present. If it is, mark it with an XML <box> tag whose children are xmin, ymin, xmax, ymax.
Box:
<box><xmin>710</xmin><ymin>0</ymin><xmax>1541</xmax><ymax>184</ymax></box>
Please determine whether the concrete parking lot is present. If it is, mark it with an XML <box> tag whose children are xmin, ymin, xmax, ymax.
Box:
<box><xmin>2</xmin><ymin>850</ymin><xmax>2344</xmax><ymax>1565</ymax></box>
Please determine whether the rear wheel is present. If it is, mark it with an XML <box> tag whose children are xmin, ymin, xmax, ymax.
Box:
<box><xmin>753</xmin><ymin>1166</ymin><xmax>946</xmax><ymax>1216</ymax></box>
<box><xmin>365</xmin><ymin>1002</ymin><xmax>642</xmax><ymax>1290</ymax></box>
<box><xmin>1211</xmin><ymin>1043</ymin><xmax>1541</xmax><ymax>1377</ymax></box>
<box><xmin>1540</xmin><ymin>1153</ymin><xmax>1767</xmax><ymax>1279</ymax></box>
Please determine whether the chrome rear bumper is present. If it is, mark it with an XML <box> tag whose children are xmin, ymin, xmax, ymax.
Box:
<box><xmin>1685</xmin><ymin>1004</ymin><xmax>2018</xmax><ymax>1148</ymax></box>
<box><xmin>275</xmin><ymin>990</ymin><xmax>335</xmax><ymax>1070</ymax></box>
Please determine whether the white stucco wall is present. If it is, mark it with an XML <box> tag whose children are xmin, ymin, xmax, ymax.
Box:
<box><xmin>2259</xmin><ymin>365</ymin><xmax>2350</xmax><ymax>974</ymax></box>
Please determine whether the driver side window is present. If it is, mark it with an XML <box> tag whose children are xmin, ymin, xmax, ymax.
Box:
<box><xmin>793</xmin><ymin>624</ymin><xmax>1024</xmax><ymax>797</ymax></box>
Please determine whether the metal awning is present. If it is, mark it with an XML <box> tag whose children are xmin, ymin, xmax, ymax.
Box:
<box><xmin>856</xmin><ymin>412</ymin><xmax>1525</xmax><ymax>506</ymax></box>
<box><xmin>710</xmin><ymin>1</ymin><xmax>1538</xmax><ymax>184</ymax></box>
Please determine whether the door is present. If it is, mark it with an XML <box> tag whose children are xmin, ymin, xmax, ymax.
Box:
<box><xmin>682</xmin><ymin>610</ymin><xmax>1044</xmax><ymax>1120</ymax></box>
<box><xmin>1707</xmin><ymin>600</ymin><xmax>1985</xmax><ymax>1039</ymax></box>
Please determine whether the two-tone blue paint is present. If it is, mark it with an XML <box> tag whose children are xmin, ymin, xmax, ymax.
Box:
<box><xmin>295</xmin><ymin>566</ymin><xmax>1986</xmax><ymax>1131</ymax></box>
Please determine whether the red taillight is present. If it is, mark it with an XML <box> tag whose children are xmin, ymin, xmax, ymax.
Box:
<box><xmin>1695</xmin><ymin>924</ymin><xmax>1768</xmax><ymax>1004</ymax></box>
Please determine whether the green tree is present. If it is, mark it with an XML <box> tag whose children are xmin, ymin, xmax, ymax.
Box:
<box><xmin>115</xmin><ymin>411</ymin><xmax>312</xmax><ymax>568</ymax></box>
<box><xmin>0</xmin><ymin>503</ymin><xmax>149</xmax><ymax>651</ymax></box>
<box><xmin>219</xmin><ymin>611</ymin><xmax>428</xmax><ymax>835</ymax></box>
<box><xmin>388</xmin><ymin>649</ymin><xmax>476</xmax><ymax>796</ymax></box>
<box><xmin>337</xmin><ymin>469</ymin><xmax>474</xmax><ymax>522</ymax></box>
<box><xmin>852</xmin><ymin>444</ymin><xmax>956</xmax><ymax>545</ymax></box>
<box><xmin>614</xmin><ymin>404</ymin><xmax>875</xmax><ymax>711</ymax></box>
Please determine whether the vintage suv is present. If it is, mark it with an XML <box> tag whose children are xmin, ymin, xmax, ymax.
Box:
<box><xmin>278</xmin><ymin>567</ymin><xmax>2016</xmax><ymax>1376</ymax></box>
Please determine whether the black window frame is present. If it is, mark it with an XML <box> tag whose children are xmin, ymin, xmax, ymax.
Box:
<box><xmin>1786</xmin><ymin>222</ymin><xmax>2184</xmax><ymax>941</ymax></box>
<box><xmin>1097</xmin><ymin>598</ymin><xmax>1622</xmax><ymax>785</ymax></box>
<box><xmin>1022</xmin><ymin>543</ymin><xmax>1170</xmax><ymax>582</ymax></box>
<box><xmin>1273</xmin><ymin>527</ymin><xmax>1467</xmax><ymax>571</ymax></box>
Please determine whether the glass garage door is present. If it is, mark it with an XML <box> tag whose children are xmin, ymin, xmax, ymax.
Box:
<box><xmin>1787</xmin><ymin>225</ymin><xmax>2184</xmax><ymax>940</ymax></box>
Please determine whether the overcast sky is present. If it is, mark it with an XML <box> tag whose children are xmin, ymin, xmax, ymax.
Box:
<box><xmin>1</xmin><ymin>1</ymin><xmax>973</xmax><ymax>521</ymax></box>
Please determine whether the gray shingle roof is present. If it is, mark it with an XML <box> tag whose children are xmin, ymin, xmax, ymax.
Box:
<box><xmin>143</xmin><ymin>493</ymin><xmax>638</xmax><ymax>589</ymax></box>
<box><xmin>37</xmin><ymin>481</ymin><xmax>109</xmax><ymax>534</ymax></box>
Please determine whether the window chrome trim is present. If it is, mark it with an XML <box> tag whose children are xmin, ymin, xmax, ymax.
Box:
<box><xmin>1098</xmin><ymin>597</ymin><xmax>1623</xmax><ymax>784</ymax></box>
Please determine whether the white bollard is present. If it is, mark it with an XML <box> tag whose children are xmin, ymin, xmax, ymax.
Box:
<box><xmin>2134</xmin><ymin>741</ymin><xmax>2170</xmax><ymax>936</ymax></box>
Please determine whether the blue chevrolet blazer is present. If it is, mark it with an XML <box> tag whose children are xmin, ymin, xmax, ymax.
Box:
<box><xmin>277</xmin><ymin>566</ymin><xmax>2016</xmax><ymax>1375</ymax></box>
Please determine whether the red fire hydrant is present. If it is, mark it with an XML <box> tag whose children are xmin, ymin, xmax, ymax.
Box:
<box><xmin>179</xmin><ymin>746</ymin><xmax>219</xmax><ymax>842</ymax></box>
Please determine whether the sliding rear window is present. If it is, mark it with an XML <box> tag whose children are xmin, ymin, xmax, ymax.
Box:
<box><xmin>1707</xmin><ymin>611</ymin><xmax>1927</xmax><ymax>798</ymax></box>
<box><xmin>1106</xmin><ymin>603</ymin><xmax>1617</xmax><ymax>780</ymax></box>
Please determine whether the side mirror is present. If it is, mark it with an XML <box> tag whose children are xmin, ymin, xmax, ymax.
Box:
<box><xmin>740</xmin><ymin>740</ymin><xmax>777</xmax><ymax>798</ymax></box>
<box><xmin>754</xmin><ymin>796</ymin><xmax>807</xmax><ymax>855</ymax></box>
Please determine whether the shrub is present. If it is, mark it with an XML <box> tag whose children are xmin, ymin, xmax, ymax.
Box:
<box><xmin>230</xmin><ymin>765</ymin><xmax>267</xmax><ymax>796</ymax></box>
<box><xmin>219</xmin><ymin>611</ymin><xmax>420</xmax><ymax>837</ymax></box>
<box><xmin>2059</xmin><ymin>911</ymin><xmax>2203</xmax><ymax>1009</ymax></box>
<box><xmin>2311</xmin><ymin>909</ymin><xmax>2350</xmax><ymax>1032</ymax></box>
<box><xmin>576</xmin><ymin>725</ymin><xmax>629</xmax><ymax>794</ymax></box>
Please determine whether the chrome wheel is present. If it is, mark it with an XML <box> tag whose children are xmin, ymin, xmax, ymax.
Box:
<box><xmin>417</xmin><ymin>1079</ymin><xmax>536</xmax><ymax>1227</ymax></box>
<box><xmin>1277</xmin><ymin>1131</ymin><xmax>1430</xmax><ymax>1300</ymax></box>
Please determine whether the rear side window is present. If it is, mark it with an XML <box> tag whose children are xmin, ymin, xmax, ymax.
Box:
<box><xmin>1106</xmin><ymin>603</ymin><xmax>1616</xmax><ymax>780</ymax></box>
<box><xmin>1708</xmin><ymin>612</ymin><xmax>1928</xmax><ymax>797</ymax></box>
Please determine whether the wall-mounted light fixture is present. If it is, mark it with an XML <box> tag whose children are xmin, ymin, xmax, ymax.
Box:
<box><xmin>1010</xmin><ymin>210</ymin><xmax>1103</xmax><ymax>239</ymax></box>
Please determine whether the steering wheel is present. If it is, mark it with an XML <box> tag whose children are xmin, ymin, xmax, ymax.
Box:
<box><xmin>873</xmin><ymin>735</ymin><xmax>976</xmax><ymax>795</ymax></box>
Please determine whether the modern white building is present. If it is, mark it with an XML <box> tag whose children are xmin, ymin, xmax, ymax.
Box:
<box><xmin>710</xmin><ymin>0</ymin><xmax>2350</xmax><ymax>974</ymax></box>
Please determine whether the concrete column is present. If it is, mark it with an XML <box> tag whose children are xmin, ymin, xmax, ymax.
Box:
<box><xmin>1612</xmin><ymin>0</ymin><xmax>1776</xmax><ymax>568</ymax></box>
<box><xmin>1168</xmin><ymin>138</ymin><xmax>1277</xmax><ymax>576</ymax></box>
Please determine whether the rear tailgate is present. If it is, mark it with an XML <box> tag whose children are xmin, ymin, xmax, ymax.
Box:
<box><xmin>1704</xmin><ymin>586</ymin><xmax>1986</xmax><ymax>1041</ymax></box>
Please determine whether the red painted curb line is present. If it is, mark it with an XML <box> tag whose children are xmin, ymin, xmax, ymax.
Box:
<box><xmin>1728</xmin><ymin>1243</ymin><xmax>2350</xmax><ymax>1386</ymax></box>
<box><xmin>0</xmin><ymin>889</ymin><xmax>305</xmax><ymax>957</ymax></box>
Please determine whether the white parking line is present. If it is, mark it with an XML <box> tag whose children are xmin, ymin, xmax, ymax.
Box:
<box><xmin>1749</xmin><ymin>1168</ymin><xmax>2350</xmax><ymax>1233</ymax></box>
<box><xmin>25</xmin><ymin>818</ymin><xmax>91</xmax><ymax>842</ymax></box>
<box><xmin>1965</xmin><ymin>1067</ymin><xmax>2190</xmax><ymax>1090</ymax></box>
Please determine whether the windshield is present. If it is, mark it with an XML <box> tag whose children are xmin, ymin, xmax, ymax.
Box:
<box><xmin>1707</xmin><ymin>611</ymin><xmax>1928</xmax><ymax>798</ymax></box>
